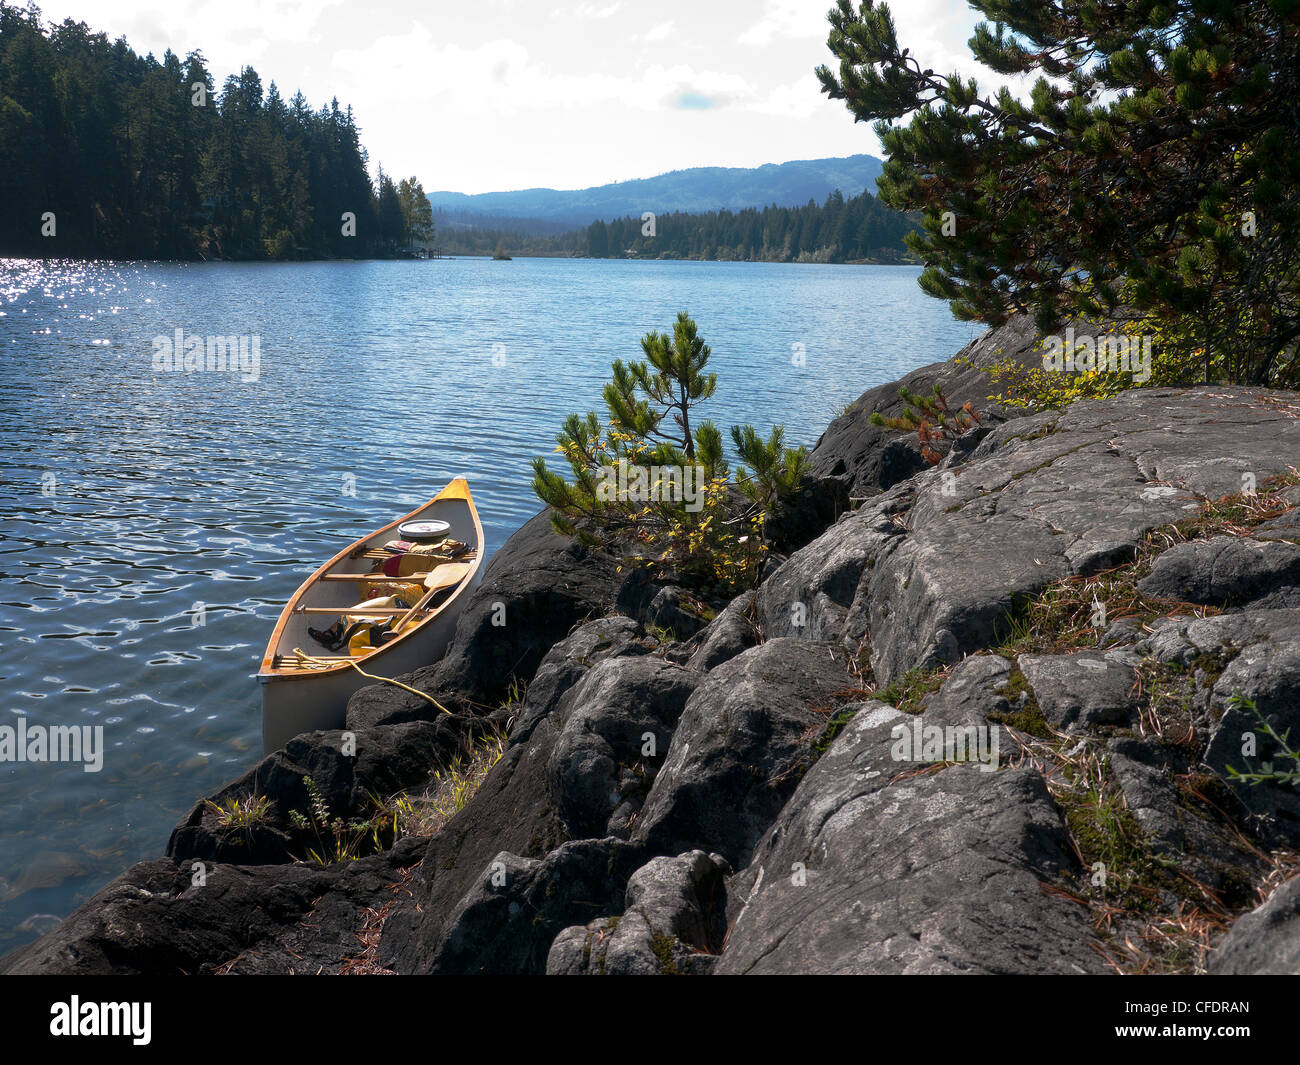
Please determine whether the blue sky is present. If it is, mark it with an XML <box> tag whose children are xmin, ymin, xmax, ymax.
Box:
<box><xmin>36</xmin><ymin>0</ymin><xmax>1008</xmax><ymax>193</ymax></box>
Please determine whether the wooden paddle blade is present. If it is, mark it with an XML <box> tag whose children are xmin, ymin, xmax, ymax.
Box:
<box><xmin>423</xmin><ymin>561</ymin><xmax>472</xmax><ymax>591</ymax></box>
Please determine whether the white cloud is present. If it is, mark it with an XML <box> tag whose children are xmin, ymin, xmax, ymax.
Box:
<box><xmin>333</xmin><ymin>25</ymin><xmax>751</xmax><ymax>116</ymax></box>
<box><xmin>30</xmin><ymin>0</ymin><xmax>1030</xmax><ymax>193</ymax></box>
<box><xmin>739</xmin><ymin>0</ymin><xmax>830</xmax><ymax>47</ymax></box>
<box><xmin>754</xmin><ymin>73</ymin><xmax>824</xmax><ymax>118</ymax></box>
<box><xmin>551</xmin><ymin>2</ymin><xmax>623</xmax><ymax>16</ymax></box>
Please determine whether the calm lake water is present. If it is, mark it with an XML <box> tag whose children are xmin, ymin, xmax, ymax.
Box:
<box><xmin>0</xmin><ymin>256</ymin><xmax>979</xmax><ymax>949</ymax></box>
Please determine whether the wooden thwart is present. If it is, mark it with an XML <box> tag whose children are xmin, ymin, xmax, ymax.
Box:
<box><xmin>318</xmin><ymin>562</ymin><xmax>474</xmax><ymax>582</ymax></box>
<box><xmin>352</xmin><ymin>547</ymin><xmax>476</xmax><ymax>562</ymax></box>
<box><xmin>317</xmin><ymin>572</ymin><xmax>433</xmax><ymax>583</ymax></box>
<box><xmin>294</xmin><ymin>605</ymin><xmax>406</xmax><ymax>617</ymax></box>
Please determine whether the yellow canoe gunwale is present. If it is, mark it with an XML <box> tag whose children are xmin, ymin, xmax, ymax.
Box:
<box><xmin>257</xmin><ymin>478</ymin><xmax>482</xmax><ymax>682</ymax></box>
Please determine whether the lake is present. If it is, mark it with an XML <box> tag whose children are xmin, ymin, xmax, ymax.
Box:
<box><xmin>0</xmin><ymin>256</ymin><xmax>980</xmax><ymax>949</ymax></box>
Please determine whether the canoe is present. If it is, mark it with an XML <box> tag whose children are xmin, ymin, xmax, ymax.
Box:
<box><xmin>258</xmin><ymin>478</ymin><xmax>483</xmax><ymax>753</ymax></box>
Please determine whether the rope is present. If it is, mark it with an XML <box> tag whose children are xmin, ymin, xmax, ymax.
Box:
<box><xmin>289</xmin><ymin>648</ymin><xmax>452</xmax><ymax>716</ymax></box>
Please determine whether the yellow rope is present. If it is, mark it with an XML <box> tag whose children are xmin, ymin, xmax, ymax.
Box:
<box><xmin>290</xmin><ymin>648</ymin><xmax>452</xmax><ymax>716</ymax></box>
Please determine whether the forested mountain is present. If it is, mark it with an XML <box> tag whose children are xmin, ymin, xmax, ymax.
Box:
<box><xmin>0</xmin><ymin>3</ymin><xmax>431</xmax><ymax>259</ymax></box>
<box><xmin>426</xmin><ymin>155</ymin><xmax>885</xmax><ymax>228</ymax></box>
<box><xmin>438</xmin><ymin>187</ymin><xmax>916</xmax><ymax>264</ymax></box>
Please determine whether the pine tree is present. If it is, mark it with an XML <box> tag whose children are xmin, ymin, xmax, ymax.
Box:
<box><xmin>817</xmin><ymin>0</ymin><xmax>1300</xmax><ymax>386</ymax></box>
<box><xmin>531</xmin><ymin>314</ymin><xmax>805</xmax><ymax>591</ymax></box>
<box><xmin>397</xmin><ymin>176</ymin><xmax>434</xmax><ymax>248</ymax></box>
<box><xmin>587</xmin><ymin>219</ymin><xmax>609</xmax><ymax>257</ymax></box>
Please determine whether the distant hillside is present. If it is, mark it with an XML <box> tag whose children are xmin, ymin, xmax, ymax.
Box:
<box><xmin>434</xmin><ymin>187</ymin><xmax>916</xmax><ymax>265</ymax></box>
<box><xmin>427</xmin><ymin>155</ymin><xmax>884</xmax><ymax>229</ymax></box>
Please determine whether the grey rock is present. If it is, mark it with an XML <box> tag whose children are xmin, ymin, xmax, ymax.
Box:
<box><xmin>761</xmin><ymin>388</ymin><xmax>1300</xmax><ymax>688</ymax></box>
<box><xmin>1019</xmin><ymin>651</ymin><xmax>1142</xmax><ymax>730</ymax></box>
<box><xmin>863</xmin><ymin>510</ymin><xmax>1071</xmax><ymax>682</ymax></box>
<box><xmin>377</xmin><ymin>617</ymin><xmax>655</xmax><ymax>973</ymax></box>
<box><xmin>757</xmin><ymin>485</ymin><xmax>911</xmax><ymax>643</ymax></box>
<box><xmin>632</xmin><ymin>638</ymin><xmax>855</xmax><ymax>868</ymax></box>
<box><xmin>1257</xmin><ymin>503</ymin><xmax>1300</xmax><ymax>541</ymax></box>
<box><xmin>0</xmin><ymin>838</ymin><xmax>425</xmax><ymax>975</ymax></box>
<box><xmin>1136</xmin><ymin>535</ymin><xmax>1300</xmax><ymax>606</ymax></box>
<box><xmin>1105</xmin><ymin>738</ymin><xmax>1263</xmax><ymax>900</ymax></box>
<box><xmin>548</xmin><ymin>656</ymin><xmax>701</xmax><ymax>839</ymax></box>
<box><xmin>547</xmin><ymin>850</ymin><xmax>729</xmax><ymax>975</ymax></box>
<box><xmin>719</xmin><ymin>749</ymin><xmax>1103</xmax><ymax>974</ymax></box>
<box><xmin>1205</xmin><ymin>630</ymin><xmax>1300</xmax><ymax>844</ymax></box>
<box><xmin>644</xmin><ymin>586</ymin><xmax>713</xmax><ymax>640</ymax></box>
<box><xmin>686</xmin><ymin>590</ymin><xmax>758</xmax><ymax>671</ymax></box>
<box><xmin>913</xmin><ymin>653</ymin><xmax>1017</xmax><ymax>762</ymax></box>
<box><xmin>167</xmin><ymin>718</ymin><xmax>469</xmax><ymax>864</ymax></box>
<box><xmin>412</xmin><ymin>838</ymin><xmax>643</xmax><ymax>975</ymax></box>
<box><xmin>1106</xmin><ymin>741</ymin><xmax>1185</xmax><ymax>858</ymax></box>
<box><xmin>510</xmin><ymin>615</ymin><xmax>650</xmax><ymax>739</ymax></box>
<box><xmin>1210</xmin><ymin>877</ymin><xmax>1300</xmax><ymax>974</ymax></box>
<box><xmin>920</xmin><ymin>654</ymin><xmax>1014</xmax><ymax>728</ymax></box>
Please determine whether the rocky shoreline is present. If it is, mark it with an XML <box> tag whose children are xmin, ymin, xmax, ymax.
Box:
<box><xmin>6</xmin><ymin>318</ymin><xmax>1300</xmax><ymax>975</ymax></box>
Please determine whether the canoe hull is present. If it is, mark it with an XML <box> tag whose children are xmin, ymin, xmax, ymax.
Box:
<box><xmin>259</xmin><ymin>564</ymin><xmax>481</xmax><ymax>752</ymax></box>
<box><xmin>257</xmin><ymin>479</ymin><xmax>483</xmax><ymax>754</ymax></box>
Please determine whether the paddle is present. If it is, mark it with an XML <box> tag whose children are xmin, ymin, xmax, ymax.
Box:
<box><xmin>390</xmin><ymin>561</ymin><xmax>472</xmax><ymax>634</ymax></box>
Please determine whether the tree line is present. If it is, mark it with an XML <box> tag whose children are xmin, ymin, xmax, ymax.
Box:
<box><xmin>436</xmin><ymin>188</ymin><xmax>917</xmax><ymax>263</ymax></box>
<box><xmin>584</xmin><ymin>188</ymin><xmax>916</xmax><ymax>262</ymax></box>
<box><xmin>0</xmin><ymin>3</ymin><xmax>433</xmax><ymax>259</ymax></box>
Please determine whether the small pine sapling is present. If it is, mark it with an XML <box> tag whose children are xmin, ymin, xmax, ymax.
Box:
<box><xmin>870</xmin><ymin>383</ymin><xmax>983</xmax><ymax>464</ymax></box>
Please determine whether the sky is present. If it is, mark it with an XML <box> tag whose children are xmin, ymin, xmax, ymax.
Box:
<box><xmin>34</xmin><ymin>0</ymin><xmax>1007</xmax><ymax>194</ymax></box>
